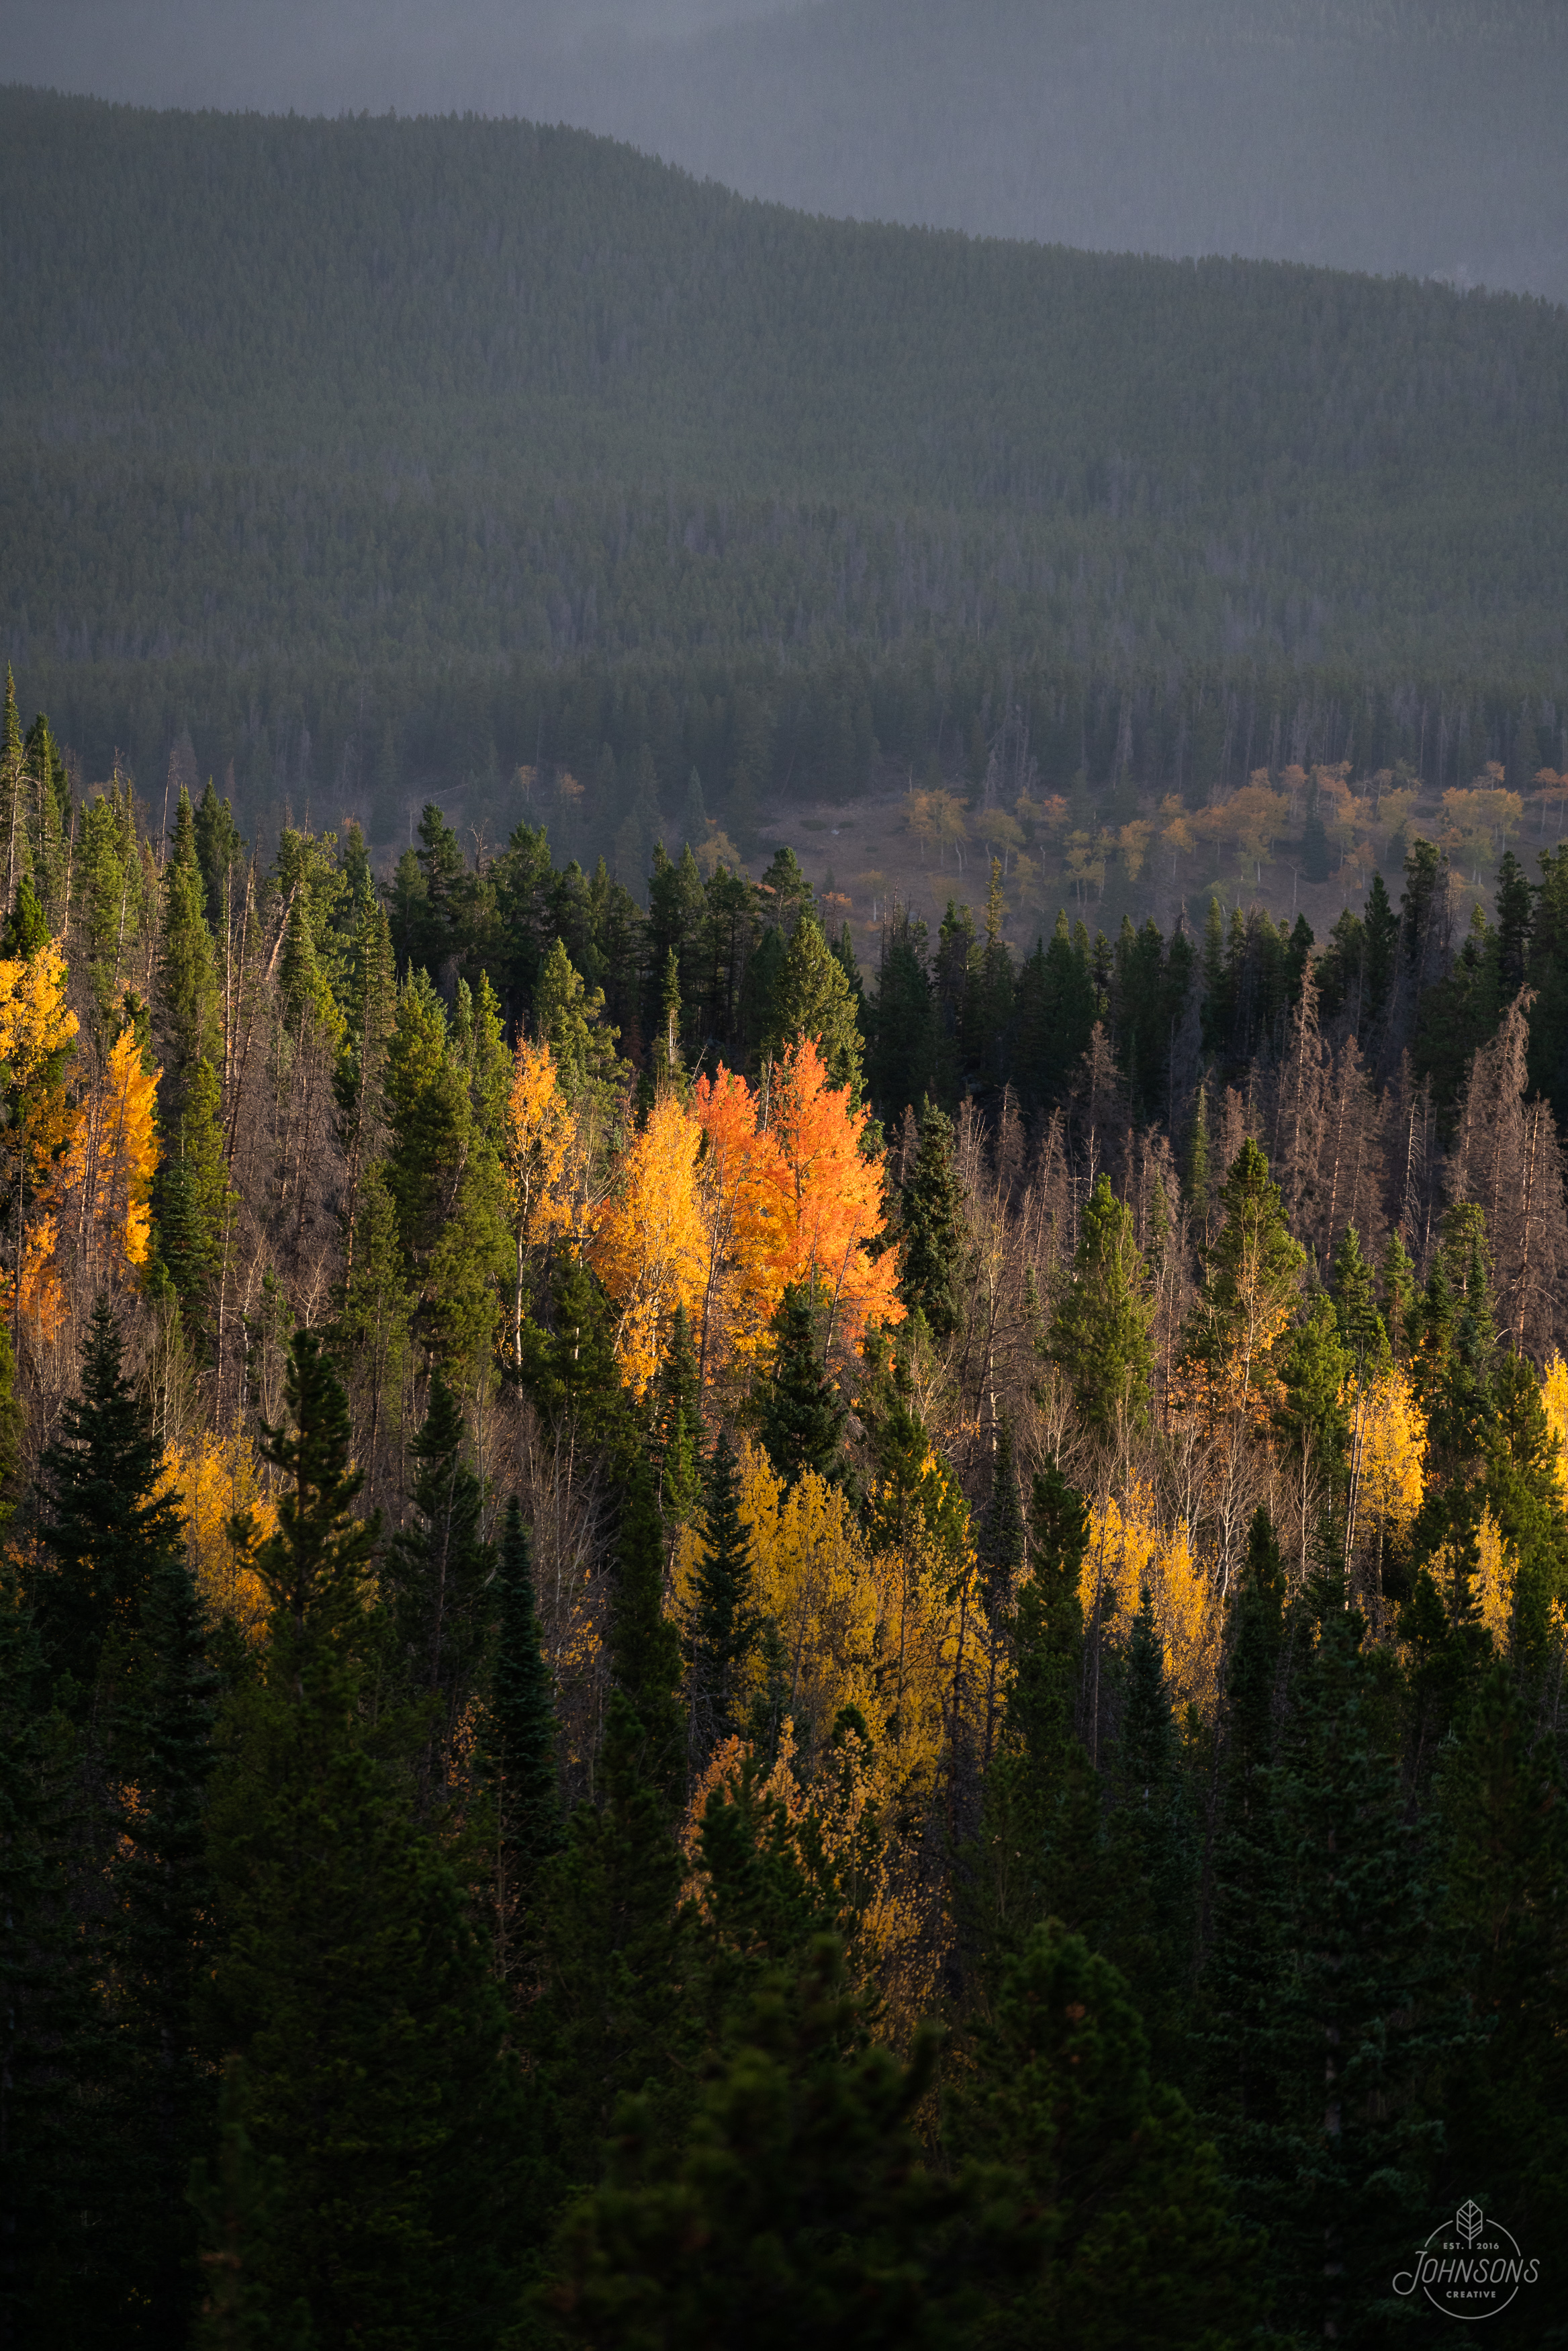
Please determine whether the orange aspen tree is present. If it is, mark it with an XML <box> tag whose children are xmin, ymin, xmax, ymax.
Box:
<box><xmin>765</xmin><ymin>1036</ymin><xmax>902</xmax><ymax>1359</ymax></box>
<box><xmin>691</xmin><ymin>1061</ymin><xmax>787</xmax><ymax>1375</ymax></box>
<box><xmin>590</xmin><ymin>1088</ymin><xmax>706</xmax><ymax>1397</ymax></box>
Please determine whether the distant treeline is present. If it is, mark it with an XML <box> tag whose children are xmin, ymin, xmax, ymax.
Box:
<box><xmin>2</xmin><ymin>87</ymin><xmax>1565</xmax><ymax>838</ymax></box>
<box><xmin>17</xmin><ymin>645</ymin><xmax>1565</xmax><ymax>881</ymax></box>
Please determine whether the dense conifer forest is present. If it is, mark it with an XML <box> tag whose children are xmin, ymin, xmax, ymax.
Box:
<box><xmin>1</xmin><ymin>85</ymin><xmax>1565</xmax><ymax>858</ymax></box>
<box><xmin>1</xmin><ymin>648</ymin><xmax>1565</xmax><ymax>2341</ymax></box>
<box><xmin>2</xmin><ymin>78</ymin><xmax>1566</xmax><ymax>2350</ymax></box>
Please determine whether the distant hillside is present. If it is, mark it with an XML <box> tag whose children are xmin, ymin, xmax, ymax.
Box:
<box><xmin>7</xmin><ymin>0</ymin><xmax>1567</xmax><ymax>299</ymax></box>
<box><xmin>1</xmin><ymin>87</ymin><xmax>1563</xmax><ymax>843</ymax></box>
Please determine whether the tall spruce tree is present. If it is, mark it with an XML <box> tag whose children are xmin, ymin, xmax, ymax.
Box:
<box><xmin>976</xmin><ymin>1417</ymin><xmax>1026</xmax><ymax>1766</ymax></box>
<box><xmin>1046</xmin><ymin>1172</ymin><xmax>1157</xmax><ymax>1437</ymax></box>
<box><xmin>966</xmin><ymin>1461</ymin><xmax>1103</xmax><ymax>1984</ymax></box>
<box><xmin>1436</xmin><ymin>1659</ymin><xmax>1568</xmax><ymax>2248</ymax></box>
<box><xmin>1199</xmin><ymin>1505</ymin><xmax>1287</xmax><ymax>2143</ymax></box>
<box><xmin>650</xmin><ymin>1298</ymin><xmax>704</xmax><ymax>1527</ymax></box>
<box><xmin>1244</xmin><ymin>1577</ymin><xmax>1449</xmax><ymax>2343</ymax></box>
<box><xmin>203</xmin><ymin>1330</ymin><xmax>520</xmax><ymax>2348</ymax></box>
<box><xmin>33</xmin><ymin>1297</ymin><xmax>187</xmax><ymax>1700</ymax></box>
<box><xmin>111</xmin><ymin>1542</ymin><xmax>221</xmax><ymax>2338</ymax></box>
<box><xmin>553</xmin><ymin>1941</ymin><xmax>957</xmax><ymax>2351</ymax></box>
<box><xmin>1102</xmin><ymin>1589</ymin><xmax>1194</xmax><ymax>2083</ymax></box>
<box><xmin>897</xmin><ymin>1098</ymin><xmax>966</xmax><ymax>1337</ymax></box>
<box><xmin>383</xmin><ymin>1368</ymin><xmax>494</xmax><ymax>1800</ymax></box>
<box><xmin>0</xmin><ymin>1571</ymin><xmax>99</xmax><ymax>2343</ymax></box>
<box><xmin>486</xmin><ymin>1497</ymin><xmax>560</xmax><ymax>1967</ymax></box>
<box><xmin>155</xmin><ymin>783</ymin><xmax>221</xmax><ymax>1107</ymax></box>
<box><xmin>687</xmin><ymin>1428</ymin><xmax>760</xmax><ymax>1768</ymax></box>
<box><xmin>154</xmin><ymin>1055</ymin><xmax>236</xmax><ymax>1335</ymax></box>
<box><xmin>529</xmin><ymin>1693</ymin><xmax>689</xmax><ymax>2194</ymax></box>
<box><xmin>958</xmin><ymin>1922</ymin><xmax>1258</xmax><ymax>2348</ymax></box>
<box><xmin>756</xmin><ymin>1280</ymin><xmax>846</xmax><ymax>1493</ymax></box>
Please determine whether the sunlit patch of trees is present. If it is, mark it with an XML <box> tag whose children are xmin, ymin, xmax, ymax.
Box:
<box><xmin>3</xmin><ymin>672</ymin><xmax>1567</xmax><ymax>2346</ymax></box>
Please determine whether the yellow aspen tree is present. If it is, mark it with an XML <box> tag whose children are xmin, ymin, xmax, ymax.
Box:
<box><xmin>1474</xmin><ymin>1507</ymin><xmax>1515</xmax><ymax>1652</ymax></box>
<box><xmin>58</xmin><ymin>1025</ymin><xmax>161</xmax><ymax>1300</ymax></box>
<box><xmin>160</xmin><ymin>1426</ymin><xmax>278</xmax><ymax>1640</ymax></box>
<box><xmin>0</xmin><ymin>941</ymin><xmax>81</xmax><ymax>1341</ymax></box>
<box><xmin>1352</xmin><ymin>1364</ymin><xmax>1427</xmax><ymax>1544</ymax></box>
<box><xmin>589</xmin><ymin>1088</ymin><xmax>706</xmax><ymax>1397</ymax></box>
<box><xmin>1542</xmin><ymin>1352</ymin><xmax>1568</xmax><ymax>1487</ymax></box>
<box><xmin>1092</xmin><ymin>1480</ymin><xmax>1220</xmax><ymax>1718</ymax></box>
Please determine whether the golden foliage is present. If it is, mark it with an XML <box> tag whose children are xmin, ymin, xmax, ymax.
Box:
<box><xmin>1475</xmin><ymin>1507</ymin><xmax>1515</xmax><ymax>1654</ymax></box>
<box><xmin>0</xmin><ymin>943</ymin><xmax>83</xmax><ymax>1339</ymax></box>
<box><xmin>590</xmin><ymin>1088</ymin><xmax>706</xmax><ymax>1397</ymax></box>
<box><xmin>1542</xmin><ymin>1352</ymin><xmax>1568</xmax><ymax>1488</ymax></box>
<box><xmin>1088</xmin><ymin>1480</ymin><xmax>1221</xmax><ymax>1718</ymax></box>
<box><xmin>0</xmin><ymin>940</ymin><xmax>79</xmax><ymax>1083</ymax></box>
<box><xmin>1353</xmin><ymin>1365</ymin><xmax>1426</xmax><ymax>1536</ymax></box>
<box><xmin>161</xmin><ymin>1427</ymin><xmax>278</xmax><ymax>1642</ymax></box>
<box><xmin>504</xmin><ymin>1034</ymin><xmax>575</xmax><ymax>1253</ymax></box>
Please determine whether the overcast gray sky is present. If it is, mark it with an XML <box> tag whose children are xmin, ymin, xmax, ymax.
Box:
<box><xmin>8</xmin><ymin>0</ymin><xmax>1566</xmax><ymax>300</ymax></box>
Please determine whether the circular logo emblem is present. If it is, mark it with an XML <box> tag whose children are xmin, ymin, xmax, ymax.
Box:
<box><xmin>1393</xmin><ymin>2203</ymin><xmax>1539</xmax><ymax>2322</ymax></box>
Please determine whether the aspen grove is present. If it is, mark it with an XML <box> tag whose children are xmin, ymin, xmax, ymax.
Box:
<box><xmin>1</xmin><ymin>673</ymin><xmax>1566</xmax><ymax>2349</ymax></box>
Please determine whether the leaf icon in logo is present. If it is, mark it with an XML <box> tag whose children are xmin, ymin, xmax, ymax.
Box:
<box><xmin>1457</xmin><ymin>2201</ymin><xmax>1484</xmax><ymax>2245</ymax></box>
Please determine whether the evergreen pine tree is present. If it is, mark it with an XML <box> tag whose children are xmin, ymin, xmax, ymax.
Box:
<box><xmin>1331</xmin><ymin>1222</ymin><xmax>1390</xmax><ymax>1372</ymax></box>
<box><xmin>1185</xmin><ymin>1075</ymin><xmax>1211</xmax><ymax>1239</ymax></box>
<box><xmin>612</xmin><ymin>1448</ymin><xmax>687</xmax><ymax>1804</ymax></box>
<box><xmin>33</xmin><ymin>1297</ymin><xmax>187</xmax><ymax>1699</ymax></box>
<box><xmin>2</xmin><ymin>873</ymin><xmax>49</xmax><ymax>959</ymax></box>
<box><xmin>650</xmin><ymin>1298</ymin><xmax>704</xmax><ymax>1526</ymax></box>
<box><xmin>1379</xmin><ymin>1226</ymin><xmax>1418</xmax><ymax>1359</ymax></box>
<box><xmin>1244</xmin><ymin>1577</ymin><xmax>1448</xmax><ymax>2342</ymax></box>
<box><xmin>193</xmin><ymin>776</ymin><xmax>244</xmax><ymax>933</ymax></box>
<box><xmin>112</xmin><ymin>1544</ymin><xmax>221</xmax><ymax>2337</ymax></box>
<box><xmin>1199</xmin><ymin>1505</ymin><xmax>1286</xmax><ymax>2139</ymax></box>
<box><xmin>522</xmin><ymin>1248</ymin><xmax>627</xmax><ymax>1457</ymax></box>
<box><xmin>755</xmin><ymin>1280</ymin><xmax>846</xmax><ymax>1493</ymax></box>
<box><xmin>155</xmin><ymin>1056</ymin><xmax>236</xmax><ymax>1335</ymax></box>
<box><xmin>1183</xmin><ymin>1136</ymin><xmax>1305</xmax><ymax>1421</ymax></box>
<box><xmin>488</xmin><ymin>1499</ymin><xmax>561</xmax><ymax>1912</ymax></box>
<box><xmin>1102</xmin><ymin>1589</ymin><xmax>1194</xmax><ymax>2082</ymax></box>
<box><xmin>1437</xmin><ymin>1658</ymin><xmax>1568</xmax><ymax>2248</ymax></box>
<box><xmin>687</xmin><ymin>1429</ymin><xmax>760</xmax><ymax>1768</ymax></box>
<box><xmin>156</xmin><ymin>783</ymin><xmax>221</xmax><ymax>1106</ymax></box>
<box><xmin>0</xmin><ymin>1572</ymin><xmax>97</xmax><ymax>2342</ymax></box>
<box><xmin>966</xmin><ymin>1462</ymin><xmax>1103</xmax><ymax>1980</ymax></box>
<box><xmin>896</xmin><ymin>1097</ymin><xmax>966</xmax><ymax>1337</ymax></box>
<box><xmin>383</xmin><ymin>1369</ymin><xmax>495</xmax><ymax>1800</ymax></box>
<box><xmin>203</xmin><ymin>1330</ymin><xmax>520</xmax><ymax>2347</ymax></box>
<box><xmin>766</xmin><ymin>912</ymin><xmax>866</xmax><ymax>1099</ymax></box>
<box><xmin>1046</xmin><ymin>1172</ymin><xmax>1157</xmax><ymax>1436</ymax></box>
<box><xmin>530</xmin><ymin>1672</ymin><xmax>692</xmax><ymax>2199</ymax></box>
<box><xmin>958</xmin><ymin>1922</ymin><xmax>1258</xmax><ymax>2348</ymax></box>
<box><xmin>552</xmin><ymin>1941</ymin><xmax>956</xmax><ymax>2351</ymax></box>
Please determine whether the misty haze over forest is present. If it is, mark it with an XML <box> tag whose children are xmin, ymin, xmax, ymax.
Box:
<box><xmin>9</xmin><ymin>0</ymin><xmax>1568</xmax><ymax>302</ymax></box>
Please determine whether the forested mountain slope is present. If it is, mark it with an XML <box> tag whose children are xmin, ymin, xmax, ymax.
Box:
<box><xmin>3</xmin><ymin>660</ymin><xmax>1568</xmax><ymax>2341</ymax></box>
<box><xmin>9</xmin><ymin>0</ymin><xmax>1568</xmax><ymax>300</ymax></box>
<box><xmin>1</xmin><ymin>87</ymin><xmax>1564</xmax><ymax>844</ymax></box>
